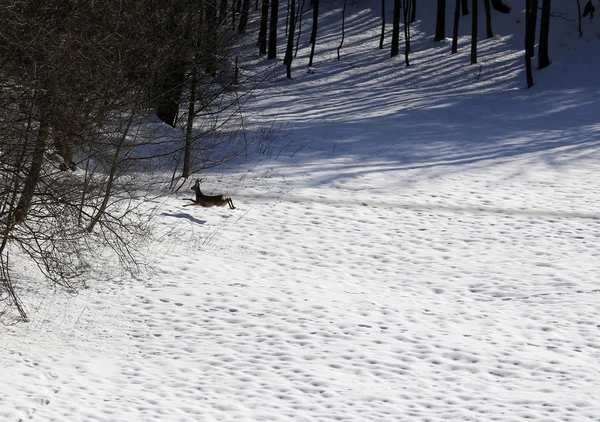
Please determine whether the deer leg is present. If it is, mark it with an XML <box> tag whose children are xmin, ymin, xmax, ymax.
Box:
<box><xmin>228</xmin><ymin>199</ymin><xmax>236</xmax><ymax>209</ymax></box>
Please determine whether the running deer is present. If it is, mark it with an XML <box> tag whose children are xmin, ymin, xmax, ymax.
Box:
<box><xmin>184</xmin><ymin>179</ymin><xmax>236</xmax><ymax>209</ymax></box>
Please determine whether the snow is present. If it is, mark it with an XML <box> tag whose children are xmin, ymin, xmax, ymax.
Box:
<box><xmin>2</xmin><ymin>1</ymin><xmax>600</xmax><ymax>421</ymax></box>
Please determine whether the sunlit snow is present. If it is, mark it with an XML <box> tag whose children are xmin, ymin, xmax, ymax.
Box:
<box><xmin>2</xmin><ymin>1</ymin><xmax>600</xmax><ymax>421</ymax></box>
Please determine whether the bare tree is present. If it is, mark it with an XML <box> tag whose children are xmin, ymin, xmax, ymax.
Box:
<box><xmin>286</xmin><ymin>0</ymin><xmax>291</xmax><ymax>35</ymax></box>
<box><xmin>220</xmin><ymin>0</ymin><xmax>229</xmax><ymax>22</ymax></box>
<box><xmin>238</xmin><ymin>0</ymin><xmax>251</xmax><ymax>33</ymax></box>
<box><xmin>284</xmin><ymin>0</ymin><xmax>298</xmax><ymax>77</ymax></box>
<box><xmin>525</xmin><ymin>0</ymin><xmax>538</xmax><ymax>87</ymax></box>
<box><xmin>308</xmin><ymin>0</ymin><xmax>320</xmax><ymax>66</ymax></box>
<box><xmin>452</xmin><ymin>0</ymin><xmax>461</xmax><ymax>53</ymax></box>
<box><xmin>259</xmin><ymin>0</ymin><xmax>270</xmax><ymax>53</ymax></box>
<box><xmin>411</xmin><ymin>0</ymin><xmax>417</xmax><ymax>22</ymax></box>
<box><xmin>231</xmin><ymin>0</ymin><xmax>241</xmax><ymax>29</ymax></box>
<box><xmin>435</xmin><ymin>0</ymin><xmax>446</xmax><ymax>41</ymax></box>
<box><xmin>205</xmin><ymin>0</ymin><xmax>220</xmax><ymax>76</ymax></box>
<box><xmin>471</xmin><ymin>0</ymin><xmax>478</xmax><ymax>64</ymax></box>
<box><xmin>576</xmin><ymin>0</ymin><xmax>583</xmax><ymax>37</ymax></box>
<box><xmin>268</xmin><ymin>0</ymin><xmax>280</xmax><ymax>59</ymax></box>
<box><xmin>337</xmin><ymin>0</ymin><xmax>348</xmax><ymax>60</ymax></box>
<box><xmin>87</xmin><ymin>112</ymin><xmax>136</xmax><ymax>233</ymax></box>
<box><xmin>182</xmin><ymin>61</ymin><xmax>199</xmax><ymax>179</ymax></box>
<box><xmin>0</xmin><ymin>0</ymin><xmax>152</xmax><ymax>321</ymax></box>
<box><xmin>525</xmin><ymin>0</ymin><xmax>538</xmax><ymax>60</ymax></box>
<box><xmin>538</xmin><ymin>0</ymin><xmax>551</xmax><ymax>69</ymax></box>
<box><xmin>391</xmin><ymin>0</ymin><xmax>401</xmax><ymax>57</ymax></box>
<box><xmin>0</xmin><ymin>0</ymin><xmax>255</xmax><ymax>321</ymax></box>
<box><xmin>295</xmin><ymin>0</ymin><xmax>307</xmax><ymax>58</ymax></box>
<box><xmin>483</xmin><ymin>0</ymin><xmax>494</xmax><ymax>38</ymax></box>
<box><xmin>403</xmin><ymin>0</ymin><xmax>413</xmax><ymax>66</ymax></box>
<box><xmin>155</xmin><ymin>60</ymin><xmax>187</xmax><ymax>127</ymax></box>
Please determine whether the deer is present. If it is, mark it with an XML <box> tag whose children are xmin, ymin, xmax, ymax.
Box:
<box><xmin>184</xmin><ymin>178</ymin><xmax>236</xmax><ymax>210</ymax></box>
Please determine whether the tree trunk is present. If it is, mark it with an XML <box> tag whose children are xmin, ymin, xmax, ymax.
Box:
<box><xmin>403</xmin><ymin>0</ymin><xmax>412</xmax><ymax>65</ymax></box>
<box><xmin>232</xmin><ymin>0</ymin><xmax>243</xmax><ymax>29</ymax></box>
<box><xmin>576</xmin><ymin>0</ymin><xmax>583</xmax><ymax>37</ymax></box>
<box><xmin>411</xmin><ymin>0</ymin><xmax>417</xmax><ymax>23</ymax></box>
<box><xmin>308</xmin><ymin>0</ymin><xmax>319</xmax><ymax>66</ymax></box>
<box><xmin>284</xmin><ymin>0</ymin><xmax>297</xmax><ymax>77</ymax></box>
<box><xmin>391</xmin><ymin>0</ymin><xmax>401</xmax><ymax>57</ymax></box>
<box><xmin>156</xmin><ymin>60</ymin><xmax>186</xmax><ymax>127</ymax></box>
<box><xmin>238</xmin><ymin>0</ymin><xmax>250</xmax><ymax>33</ymax></box>
<box><xmin>285</xmin><ymin>0</ymin><xmax>290</xmax><ymax>35</ymax></box>
<box><xmin>268</xmin><ymin>0</ymin><xmax>279</xmax><ymax>59</ymax></box>
<box><xmin>259</xmin><ymin>0</ymin><xmax>270</xmax><ymax>54</ymax></box>
<box><xmin>0</xmin><ymin>248</ymin><xmax>28</xmax><ymax>321</ymax></box>
<box><xmin>483</xmin><ymin>0</ymin><xmax>493</xmax><ymax>37</ymax></box>
<box><xmin>525</xmin><ymin>0</ymin><xmax>538</xmax><ymax>59</ymax></box>
<box><xmin>54</xmin><ymin>134</ymin><xmax>74</xmax><ymax>171</ymax></box>
<box><xmin>435</xmin><ymin>0</ymin><xmax>446</xmax><ymax>41</ymax></box>
<box><xmin>231</xmin><ymin>0</ymin><xmax>236</xmax><ymax>29</ymax></box>
<box><xmin>525</xmin><ymin>0</ymin><xmax>535</xmax><ymax>87</ymax></box>
<box><xmin>452</xmin><ymin>0</ymin><xmax>461</xmax><ymax>53</ymax></box>
<box><xmin>205</xmin><ymin>0</ymin><xmax>219</xmax><ymax>75</ymax></box>
<box><xmin>220</xmin><ymin>0</ymin><xmax>228</xmax><ymax>23</ymax></box>
<box><xmin>538</xmin><ymin>0</ymin><xmax>550</xmax><ymax>69</ymax></box>
<box><xmin>337</xmin><ymin>0</ymin><xmax>347</xmax><ymax>60</ymax></box>
<box><xmin>379</xmin><ymin>0</ymin><xmax>385</xmax><ymax>49</ymax></box>
<box><xmin>462</xmin><ymin>0</ymin><xmax>469</xmax><ymax>15</ymax></box>
<box><xmin>295</xmin><ymin>0</ymin><xmax>306</xmax><ymax>58</ymax></box>
<box><xmin>87</xmin><ymin>113</ymin><xmax>134</xmax><ymax>233</ymax></box>
<box><xmin>78</xmin><ymin>158</ymin><xmax>90</xmax><ymax>227</ymax></box>
<box><xmin>470</xmin><ymin>0</ymin><xmax>477</xmax><ymax>64</ymax></box>
<box><xmin>13</xmin><ymin>117</ymin><xmax>49</xmax><ymax>225</ymax></box>
<box><xmin>182</xmin><ymin>63</ymin><xmax>198</xmax><ymax>179</ymax></box>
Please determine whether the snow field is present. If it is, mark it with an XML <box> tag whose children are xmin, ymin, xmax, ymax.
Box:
<box><xmin>2</xmin><ymin>0</ymin><xmax>600</xmax><ymax>420</ymax></box>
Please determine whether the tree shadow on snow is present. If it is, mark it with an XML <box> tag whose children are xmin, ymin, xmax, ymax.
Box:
<box><xmin>238</xmin><ymin>1</ymin><xmax>600</xmax><ymax>188</ymax></box>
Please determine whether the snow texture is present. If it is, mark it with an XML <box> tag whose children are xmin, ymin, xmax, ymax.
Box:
<box><xmin>2</xmin><ymin>1</ymin><xmax>600</xmax><ymax>421</ymax></box>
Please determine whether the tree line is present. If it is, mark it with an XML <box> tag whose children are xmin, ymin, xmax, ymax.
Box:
<box><xmin>258</xmin><ymin>0</ymin><xmax>594</xmax><ymax>88</ymax></box>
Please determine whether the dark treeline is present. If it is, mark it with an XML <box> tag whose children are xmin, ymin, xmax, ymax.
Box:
<box><xmin>259</xmin><ymin>0</ymin><xmax>570</xmax><ymax>86</ymax></box>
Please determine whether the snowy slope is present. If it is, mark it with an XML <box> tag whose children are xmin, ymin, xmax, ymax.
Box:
<box><xmin>2</xmin><ymin>1</ymin><xmax>600</xmax><ymax>421</ymax></box>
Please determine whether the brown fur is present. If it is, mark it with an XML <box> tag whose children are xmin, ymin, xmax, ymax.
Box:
<box><xmin>184</xmin><ymin>179</ymin><xmax>236</xmax><ymax>209</ymax></box>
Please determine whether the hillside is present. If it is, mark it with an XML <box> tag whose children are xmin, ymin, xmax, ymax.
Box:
<box><xmin>1</xmin><ymin>1</ymin><xmax>600</xmax><ymax>421</ymax></box>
